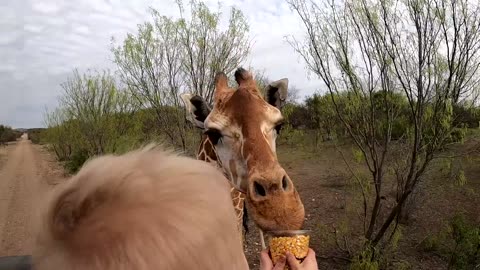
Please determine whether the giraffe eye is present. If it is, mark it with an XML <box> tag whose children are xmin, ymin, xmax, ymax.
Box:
<box><xmin>274</xmin><ymin>122</ymin><xmax>283</xmax><ymax>134</ymax></box>
<box><xmin>205</xmin><ymin>129</ymin><xmax>222</xmax><ymax>144</ymax></box>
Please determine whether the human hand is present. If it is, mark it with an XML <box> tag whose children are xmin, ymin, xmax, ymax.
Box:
<box><xmin>259</xmin><ymin>248</ymin><xmax>318</xmax><ymax>270</ymax></box>
<box><xmin>259</xmin><ymin>249</ymin><xmax>286</xmax><ymax>270</ymax></box>
<box><xmin>285</xmin><ymin>248</ymin><xmax>318</xmax><ymax>270</ymax></box>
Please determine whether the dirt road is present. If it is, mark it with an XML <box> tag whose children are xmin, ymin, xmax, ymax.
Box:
<box><xmin>0</xmin><ymin>138</ymin><xmax>64</xmax><ymax>256</ymax></box>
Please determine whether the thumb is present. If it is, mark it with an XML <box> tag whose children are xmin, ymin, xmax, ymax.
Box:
<box><xmin>272</xmin><ymin>255</ymin><xmax>287</xmax><ymax>270</ymax></box>
<box><xmin>286</xmin><ymin>252</ymin><xmax>301</xmax><ymax>270</ymax></box>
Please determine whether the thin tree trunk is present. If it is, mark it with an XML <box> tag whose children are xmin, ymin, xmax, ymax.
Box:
<box><xmin>366</xmin><ymin>173</ymin><xmax>382</xmax><ymax>240</ymax></box>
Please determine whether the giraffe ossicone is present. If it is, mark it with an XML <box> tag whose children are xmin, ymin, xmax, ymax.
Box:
<box><xmin>181</xmin><ymin>67</ymin><xmax>305</xmax><ymax>243</ymax></box>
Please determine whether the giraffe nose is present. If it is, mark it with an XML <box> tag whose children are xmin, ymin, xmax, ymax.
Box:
<box><xmin>253</xmin><ymin>181</ymin><xmax>267</xmax><ymax>197</ymax></box>
<box><xmin>252</xmin><ymin>174</ymin><xmax>290</xmax><ymax>198</ymax></box>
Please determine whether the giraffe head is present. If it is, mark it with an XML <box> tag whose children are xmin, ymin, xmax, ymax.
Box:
<box><xmin>181</xmin><ymin>67</ymin><xmax>305</xmax><ymax>232</ymax></box>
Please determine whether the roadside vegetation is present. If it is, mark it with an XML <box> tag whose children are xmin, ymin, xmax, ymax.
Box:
<box><xmin>33</xmin><ymin>0</ymin><xmax>480</xmax><ymax>268</ymax></box>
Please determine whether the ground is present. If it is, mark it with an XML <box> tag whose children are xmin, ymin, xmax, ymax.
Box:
<box><xmin>0</xmin><ymin>135</ymin><xmax>479</xmax><ymax>269</ymax></box>
<box><xmin>244</xmin><ymin>136</ymin><xmax>480</xmax><ymax>269</ymax></box>
<box><xmin>0</xmin><ymin>137</ymin><xmax>65</xmax><ymax>256</ymax></box>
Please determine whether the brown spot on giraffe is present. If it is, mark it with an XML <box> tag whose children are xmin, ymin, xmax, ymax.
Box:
<box><xmin>182</xmin><ymin>67</ymin><xmax>305</xmax><ymax>234</ymax></box>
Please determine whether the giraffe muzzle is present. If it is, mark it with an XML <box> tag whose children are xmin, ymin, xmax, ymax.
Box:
<box><xmin>246</xmin><ymin>173</ymin><xmax>305</xmax><ymax>231</ymax></box>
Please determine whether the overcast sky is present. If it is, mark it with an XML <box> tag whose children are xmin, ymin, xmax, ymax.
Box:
<box><xmin>0</xmin><ymin>0</ymin><xmax>322</xmax><ymax>128</ymax></box>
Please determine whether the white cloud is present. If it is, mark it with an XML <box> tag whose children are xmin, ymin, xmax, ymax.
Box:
<box><xmin>24</xmin><ymin>24</ymin><xmax>45</xmax><ymax>33</ymax></box>
<box><xmin>0</xmin><ymin>32</ymin><xmax>22</xmax><ymax>45</ymax></box>
<box><xmin>0</xmin><ymin>0</ymin><xmax>322</xmax><ymax>128</ymax></box>
<box><xmin>73</xmin><ymin>25</ymin><xmax>90</xmax><ymax>35</ymax></box>
<box><xmin>31</xmin><ymin>0</ymin><xmax>64</xmax><ymax>14</ymax></box>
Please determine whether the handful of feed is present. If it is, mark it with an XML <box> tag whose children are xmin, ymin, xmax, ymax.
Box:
<box><xmin>266</xmin><ymin>230</ymin><xmax>310</xmax><ymax>270</ymax></box>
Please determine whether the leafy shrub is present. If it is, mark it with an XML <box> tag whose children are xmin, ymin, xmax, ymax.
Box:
<box><xmin>350</xmin><ymin>247</ymin><xmax>379</xmax><ymax>270</ymax></box>
<box><xmin>27</xmin><ymin>128</ymin><xmax>46</xmax><ymax>144</ymax></box>
<box><xmin>446</xmin><ymin>128</ymin><xmax>467</xmax><ymax>144</ymax></box>
<box><xmin>283</xmin><ymin>103</ymin><xmax>310</xmax><ymax>129</ymax></box>
<box><xmin>304</xmin><ymin>93</ymin><xmax>340</xmax><ymax>138</ymax></box>
<box><xmin>390</xmin><ymin>116</ymin><xmax>411</xmax><ymax>140</ymax></box>
<box><xmin>421</xmin><ymin>234</ymin><xmax>442</xmax><ymax>252</ymax></box>
<box><xmin>447</xmin><ymin>214</ymin><xmax>480</xmax><ymax>269</ymax></box>
<box><xmin>420</xmin><ymin>214</ymin><xmax>480</xmax><ymax>270</ymax></box>
<box><xmin>65</xmin><ymin>149</ymin><xmax>90</xmax><ymax>173</ymax></box>
<box><xmin>371</xmin><ymin>91</ymin><xmax>411</xmax><ymax>141</ymax></box>
<box><xmin>277</xmin><ymin>124</ymin><xmax>305</xmax><ymax>146</ymax></box>
<box><xmin>0</xmin><ymin>125</ymin><xmax>21</xmax><ymax>144</ymax></box>
<box><xmin>453</xmin><ymin>104</ymin><xmax>480</xmax><ymax>128</ymax></box>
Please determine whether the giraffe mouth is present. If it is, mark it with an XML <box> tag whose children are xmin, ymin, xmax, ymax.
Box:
<box><xmin>245</xmin><ymin>188</ymin><xmax>305</xmax><ymax>232</ymax></box>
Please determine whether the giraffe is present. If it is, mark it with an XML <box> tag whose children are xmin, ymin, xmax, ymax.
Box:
<box><xmin>196</xmin><ymin>128</ymin><xmax>247</xmax><ymax>244</ymax></box>
<box><xmin>181</xmin><ymin>67</ymin><xmax>305</xmax><ymax>249</ymax></box>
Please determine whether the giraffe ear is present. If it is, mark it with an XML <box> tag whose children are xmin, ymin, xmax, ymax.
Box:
<box><xmin>265</xmin><ymin>78</ymin><xmax>289</xmax><ymax>109</ymax></box>
<box><xmin>181</xmin><ymin>93</ymin><xmax>211</xmax><ymax>129</ymax></box>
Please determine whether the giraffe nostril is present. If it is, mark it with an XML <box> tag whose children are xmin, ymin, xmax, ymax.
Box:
<box><xmin>282</xmin><ymin>175</ymin><xmax>288</xmax><ymax>191</ymax></box>
<box><xmin>254</xmin><ymin>181</ymin><xmax>266</xmax><ymax>197</ymax></box>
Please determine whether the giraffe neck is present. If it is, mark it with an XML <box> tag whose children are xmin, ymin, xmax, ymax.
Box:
<box><xmin>197</xmin><ymin>135</ymin><xmax>222</xmax><ymax>169</ymax></box>
<box><xmin>196</xmin><ymin>135</ymin><xmax>247</xmax><ymax>244</ymax></box>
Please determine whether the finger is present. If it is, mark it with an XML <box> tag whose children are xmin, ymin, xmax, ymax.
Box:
<box><xmin>259</xmin><ymin>250</ymin><xmax>273</xmax><ymax>269</ymax></box>
<box><xmin>272</xmin><ymin>255</ymin><xmax>287</xmax><ymax>270</ymax></box>
<box><xmin>301</xmin><ymin>249</ymin><xmax>318</xmax><ymax>268</ymax></box>
<box><xmin>286</xmin><ymin>252</ymin><xmax>301</xmax><ymax>270</ymax></box>
<box><xmin>304</xmin><ymin>248</ymin><xmax>316</xmax><ymax>262</ymax></box>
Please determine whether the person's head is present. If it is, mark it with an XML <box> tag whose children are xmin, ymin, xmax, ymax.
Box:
<box><xmin>32</xmin><ymin>145</ymin><xmax>248</xmax><ymax>270</ymax></box>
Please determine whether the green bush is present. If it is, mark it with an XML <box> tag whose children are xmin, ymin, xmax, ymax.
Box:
<box><xmin>0</xmin><ymin>125</ymin><xmax>21</xmax><ymax>144</ymax></box>
<box><xmin>453</xmin><ymin>104</ymin><xmax>480</xmax><ymax>128</ymax></box>
<box><xmin>283</xmin><ymin>103</ymin><xmax>310</xmax><ymax>129</ymax></box>
<box><xmin>27</xmin><ymin>128</ymin><xmax>46</xmax><ymax>144</ymax></box>
<box><xmin>420</xmin><ymin>214</ymin><xmax>480</xmax><ymax>270</ymax></box>
<box><xmin>446</xmin><ymin>128</ymin><xmax>467</xmax><ymax>144</ymax></box>
<box><xmin>372</xmin><ymin>91</ymin><xmax>411</xmax><ymax>141</ymax></box>
<box><xmin>277</xmin><ymin>124</ymin><xmax>306</xmax><ymax>146</ymax></box>
<box><xmin>350</xmin><ymin>247</ymin><xmax>379</xmax><ymax>270</ymax></box>
<box><xmin>447</xmin><ymin>214</ymin><xmax>480</xmax><ymax>270</ymax></box>
<box><xmin>65</xmin><ymin>149</ymin><xmax>90</xmax><ymax>174</ymax></box>
<box><xmin>42</xmin><ymin>69</ymin><xmax>153</xmax><ymax>172</ymax></box>
<box><xmin>304</xmin><ymin>93</ymin><xmax>341</xmax><ymax>137</ymax></box>
<box><xmin>421</xmin><ymin>234</ymin><xmax>442</xmax><ymax>252</ymax></box>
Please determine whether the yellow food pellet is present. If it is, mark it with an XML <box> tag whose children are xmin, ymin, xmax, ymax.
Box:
<box><xmin>269</xmin><ymin>235</ymin><xmax>310</xmax><ymax>270</ymax></box>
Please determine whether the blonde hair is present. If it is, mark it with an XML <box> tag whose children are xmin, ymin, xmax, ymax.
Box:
<box><xmin>33</xmin><ymin>145</ymin><xmax>248</xmax><ymax>270</ymax></box>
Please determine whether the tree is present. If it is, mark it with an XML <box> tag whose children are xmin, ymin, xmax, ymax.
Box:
<box><xmin>305</xmin><ymin>93</ymin><xmax>339</xmax><ymax>141</ymax></box>
<box><xmin>112</xmin><ymin>1</ymin><xmax>251</xmax><ymax>151</ymax></box>
<box><xmin>44</xmin><ymin>69</ymin><xmax>142</xmax><ymax>172</ymax></box>
<box><xmin>287</xmin><ymin>0</ymin><xmax>480</xmax><ymax>251</ymax></box>
<box><xmin>58</xmin><ymin>69</ymin><xmax>139</xmax><ymax>155</ymax></box>
<box><xmin>112</xmin><ymin>16</ymin><xmax>188</xmax><ymax>149</ymax></box>
<box><xmin>43</xmin><ymin>107</ymin><xmax>75</xmax><ymax>161</ymax></box>
<box><xmin>177</xmin><ymin>0</ymin><xmax>251</xmax><ymax>104</ymax></box>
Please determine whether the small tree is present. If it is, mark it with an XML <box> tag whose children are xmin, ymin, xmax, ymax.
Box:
<box><xmin>287</xmin><ymin>0</ymin><xmax>480</xmax><ymax>252</ymax></box>
<box><xmin>44</xmin><ymin>69</ymin><xmax>142</xmax><ymax>172</ymax></box>
<box><xmin>58</xmin><ymin>69</ymin><xmax>139</xmax><ymax>155</ymax></box>
<box><xmin>112</xmin><ymin>16</ymin><xmax>188</xmax><ymax>149</ymax></box>
<box><xmin>177</xmin><ymin>0</ymin><xmax>251</xmax><ymax>104</ymax></box>
<box><xmin>43</xmin><ymin>108</ymin><xmax>75</xmax><ymax>161</ymax></box>
<box><xmin>112</xmin><ymin>1</ymin><xmax>251</xmax><ymax>152</ymax></box>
